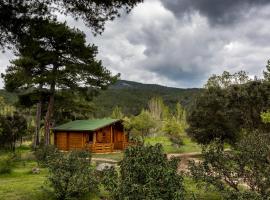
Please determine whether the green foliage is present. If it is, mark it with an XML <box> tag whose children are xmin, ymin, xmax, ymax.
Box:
<box><xmin>163</xmin><ymin>117</ymin><xmax>184</xmax><ymax>147</ymax></box>
<box><xmin>129</xmin><ymin>110</ymin><xmax>156</xmax><ymax>141</ymax></box>
<box><xmin>3</xmin><ymin>20</ymin><xmax>117</xmax><ymax>93</ymax></box>
<box><xmin>205</xmin><ymin>71</ymin><xmax>250</xmax><ymax>89</ymax></box>
<box><xmin>0</xmin><ymin>96</ymin><xmax>4</xmax><ymax>107</ymax></box>
<box><xmin>187</xmin><ymin>71</ymin><xmax>270</xmax><ymax>145</ymax></box>
<box><xmin>0</xmin><ymin>95</ymin><xmax>16</xmax><ymax>116</ymax></box>
<box><xmin>261</xmin><ymin>111</ymin><xmax>270</xmax><ymax>124</ymax></box>
<box><xmin>148</xmin><ymin>97</ymin><xmax>164</xmax><ymax>120</ymax></box>
<box><xmin>47</xmin><ymin>150</ymin><xmax>98</xmax><ymax>200</ymax></box>
<box><xmin>92</xmin><ymin>80</ymin><xmax>201</xmax><ymax>117</ymax></box>
<box><xmin>0</xmin><ymin>112</ymin><xmax>27</xmax><ymax>151</ymax></box>
<box><xmin>162</xmin><ymin>103</ymin><xmax>187</xmax><ymax>147</ymax></box>
<box><xmin>2</xmin><ymin>20</ymin><xmax>118</xmax><ymax>145</ymax></box>
<box><xmin>263</xmin><ymin>60</ymin><xmax>270</xmax><ymax>82</ymax></box>
<box><xmin>53</xmin><ymin>90</ymin><xmax>95</xmax><ymax>124</ymax></box>
<box><xmin>189</xmin><ymin>132</ymin><xmax>270</xmax><ymax>200</ymax></box>
<box><xmin>0</xmin><ymin>90</ymin><xmax>18</xmax><ymax>104</ymax></box>
<box><xmin>102</xmin><ymin>144</ymin><xmax>185</xmax><ymax>200</ymax></box>
<box><xmin>34</xmin><ymin>145</ymin><xmax>58</xmax><ymax>166</ymax></box>
<box><xmin>0</xmin><ymin>155</ymin><xmax>14</xmax><ymax>174</ymax></box>
<box><xmin>0</xmin><ymin>0</ymin><xmax>143</xmax><ymax>49</ymax></box>
<box><xmin>111</xmin><ymin>106</ymin><xmax>124</xmax><ymax>119</ymax></box>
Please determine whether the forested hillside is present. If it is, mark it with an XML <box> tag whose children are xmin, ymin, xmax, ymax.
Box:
<box><xmin>0</xmin><ymin>80</ymin><xmax>201</xmax><ymax>117</ymax></box>
<box><xmin>92</xmin><ymin>80</ymin><xmax>202</xmax><ymax>117</ymax></box>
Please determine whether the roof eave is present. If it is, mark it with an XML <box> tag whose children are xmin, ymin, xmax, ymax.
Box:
<box><xmin>52</xmin><ymin>119</ymin><xmax>122</xmax><ymax>132</ymax></box>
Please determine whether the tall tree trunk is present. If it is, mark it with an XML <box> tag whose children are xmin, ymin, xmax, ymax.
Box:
<box><xmin>44</xmin><ymin>93</ymin><xmax>55</xmax><ymax>146</ymax></box>
<box><xmin>44</xmin><ymin>66</ymin><xmax>57</xmax><ymax>146</ymax></box>
<box><xmin>34</xmin><ymin>101</ymin><xmax>42</xmax><ymax>149</ymax></box>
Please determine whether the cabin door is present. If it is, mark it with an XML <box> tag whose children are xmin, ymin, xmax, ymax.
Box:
<box><xmin>114</xmin><ymin>130</ymin><xmax>124</xmax><ymax>150</ymax></box>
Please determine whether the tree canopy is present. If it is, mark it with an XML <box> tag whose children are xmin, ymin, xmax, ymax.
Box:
<box><xmin>0</xmin><ymin>0</ymin><xmax>143</xmax><ymax>48</ymax></box>
<box><xmin>2</xmin><ymin>20</ymin><xmax>118</xmax><ymax>145</ymax></box>
<box><xmin>187</xmin><ymin>71</ymin><xmax>270</xmax><ymax>145</ymax></box>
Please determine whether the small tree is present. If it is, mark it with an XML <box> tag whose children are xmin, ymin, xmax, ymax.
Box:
<box><xmin>102</xmin><ymin>144</ymin><xmax>185</xmax><ymax>200</ymax></box>
<box><xmin>111</xmin><ymin>106</ymin><xmax>124</xmax><ymax>119</ymax></box>
<box><xmin>0</xmin><ymin>112</ymin><xmax>27</xmax><ymax>151</ymax></box>
<box><xmin>131</xmin><ymin>110</ymin><xmax>156</xmax><ymax>141</ymax></box>
<box><xmin>148</xmin><ymin>97</ymin><xmax>164</xmax><ymax>121</ymax></box>
<box><xmin>162</xmin><ymin>116</ymin><xmax>183</xmax><ymax>147</ymax></box>
<box><xmin>47</xmin><ymin>150</ymin><xmax>98</xmax><ymax>200</ymax></box>
<box><xmin>189</xmin><ymin>132</ymin><xmax>270</xmax><ymax>200</ymax></box>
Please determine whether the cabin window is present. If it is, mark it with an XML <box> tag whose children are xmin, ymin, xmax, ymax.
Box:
<box><xmin>87</xmin><ymin>133</ymin><xmax>93</xmax><ymax>143</ymax></box>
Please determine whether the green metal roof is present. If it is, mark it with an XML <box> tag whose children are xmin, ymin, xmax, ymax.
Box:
<box><xmin>52</xmin><ymin>118</ymin><xmax>120</xmax><ymax>131</ymax></box>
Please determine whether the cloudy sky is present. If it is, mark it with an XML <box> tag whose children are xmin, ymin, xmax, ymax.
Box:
<box><xmin>1</xmin><ymin>0</ymin><xmax>270</xmax><ymax>88</ymax></box>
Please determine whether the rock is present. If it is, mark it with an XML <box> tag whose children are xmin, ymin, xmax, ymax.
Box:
<box><xmin>96</xmin><ymin>163</ymin><xmax>115</xmax><ymax>171</ymax></box>
<box><xmin>32</xmin><ymin>167</ymin><xmax>40</xmax><ymax>174</ymax></box>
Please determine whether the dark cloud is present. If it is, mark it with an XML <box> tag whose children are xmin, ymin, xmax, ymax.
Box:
<box><xmin>1</xmin><ymin>0</ymin><xmax>270</xmax><ymax>88</ymax></box>
<box><xmin>161</xmin><ymin>0</ymin><xmax>270</xmax><ymax>25</ymax></box>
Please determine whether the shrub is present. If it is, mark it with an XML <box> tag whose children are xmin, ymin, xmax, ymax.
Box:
<box><xmin>189</xmin><ymin>132</ymin><xmax>270</xmax><ymax>200</ymax></box>
<box><xmin>162</xmin><ymin>117</ymin><xmax>184</xmax><ymax>147</ymax></box>
<box><xmin>47</xmin><ymin>150</ymin><xmax>98</xmax><ymax>200</ymax></box>
<box><xmin>34</xmin><ymin>145</ymin><xmax>58</xmax><ymax>166</ymax></box>
<box><xmin>0</xmin><ymin>155</ymin><xmax>15</xmax><ymax>174</ymax></box>
<box><xmin>102</xmin><ymin>144</ymin><xmax>185</xmax><ymax>200</ymax></box>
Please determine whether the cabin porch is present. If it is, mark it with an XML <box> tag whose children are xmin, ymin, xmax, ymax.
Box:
<box><xmin>85</xmin><ymin>141</ymin><xmax>131</xmax><ymax>153</ymax></box>
<box><xmin>84</xmin><ymin>126</ymin><xmax>129</xmax><ymax>153</ymax></box>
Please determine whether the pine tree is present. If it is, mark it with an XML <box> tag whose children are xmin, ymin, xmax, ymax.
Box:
<box><xmin>2</xmin><ymin>21</ymin><xmax>117</xmax><ymax>145</ymax></box>
<box><xmin>0</xmin><ymin>0</ymin><xmax>143</xmax><ymax>48</ymax></box>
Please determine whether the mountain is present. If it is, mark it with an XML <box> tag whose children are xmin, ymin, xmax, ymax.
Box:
<box><xmin>92</xmin><ymin>80</ymin><xmax>202</xmax><ymax>117</ymax></box>
<box><xmin>0</xmin><ymin>80</ymin><xmax>202</xmax><ymax>117</ymax></box>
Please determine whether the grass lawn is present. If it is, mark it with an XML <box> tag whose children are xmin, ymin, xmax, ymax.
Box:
<box><xmin>0</xmin><ymin>146</ymin><xmax>50</xmax><ymax>200</ymax></box>
<box><xmin>0</xmin><ymin>144</ymin><xmax>222</xmax><ymax>200</ymax></box>
<box><xmin>0</xmin><ymin>146</ymin><xmax>105</xmax><ymax>200</ymax></box>
<box><xmin>145</xmin><ymin>134</ymin><xmax>202</xmax><ymax>154</ymax></box>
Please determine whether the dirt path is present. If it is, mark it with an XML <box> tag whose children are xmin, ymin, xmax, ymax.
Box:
<box><xmin>167</xmin><ymin>152</ymin><xmax>202</xmax><ymax>172</ymax></box>
<box><xmin>92</xmin><ymin>152</ymin><xmax>202</xmax><ymax>171</ymax></box>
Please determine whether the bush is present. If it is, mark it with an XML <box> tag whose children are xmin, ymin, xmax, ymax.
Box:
<box><xmin>34</xmin><ymin>145</ymin><xmax>58</xmax><ymax>166</ymax></box>
<box><xmin>189</xmin><ymin>132</ymin><xmax>270</xmax><ymax>200</ymax></box>
<box><xmin>102</xmin><ymin>144</ymin><xmax>185</xmax><ymax>200</ymax></box>
<box><xmin>162</xmin><ymin>117</ymin><xmax>184</xmax><ymax>147</ymax></box>
<box><xmin>47</xmin><ymin>150</ymin><xmax>98</xmax><ymax>200</ymax></box>
<box><xmin>0</xmin><ymin>155</ymin><xmax>15</xmax><ymax>174</ymax></box>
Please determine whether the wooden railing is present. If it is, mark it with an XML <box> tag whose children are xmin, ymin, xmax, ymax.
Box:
<box><xmin>86</xmin><ymin>143</ymin><xmax>114</xmax><ymax>153</ymax></box>
<box><xmin>85</xmin><ymin>142</ymin><xmax>135</xmax><ymax>153</ymax></box>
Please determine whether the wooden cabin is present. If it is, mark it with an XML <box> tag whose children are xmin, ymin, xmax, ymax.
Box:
<box><xmin>51</xmin><ymin>118</ymin><xmax>129</xmax><ymax>153</ymax></box>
